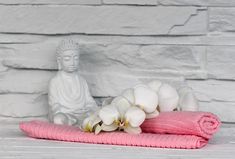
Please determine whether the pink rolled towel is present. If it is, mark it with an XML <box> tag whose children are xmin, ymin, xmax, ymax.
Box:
<box><xmin>20</xmin><ymin>120</ymin><xmax>207</xmax><ymax>149</ymax></box>
<box><xmin>141</xmin><ymin>111</ymin><xmax>221</xmax><ymax>139</ymax></box>
<box><xmin>19</xmin><ymin>111</ymin><xmax>220</xmax><ymax>149</ymax></box>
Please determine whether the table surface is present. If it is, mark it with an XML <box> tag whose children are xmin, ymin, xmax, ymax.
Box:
<box><xmin>1</xmin><ymin>123</ymin><xmax>235</xmax><ymax>159</ymax></box>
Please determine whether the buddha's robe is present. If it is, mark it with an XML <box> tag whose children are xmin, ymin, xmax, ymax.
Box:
<box><xmin>48</xmin><ymin>71</ymin><xmax>97</xmax><ymax>122</ymax></box>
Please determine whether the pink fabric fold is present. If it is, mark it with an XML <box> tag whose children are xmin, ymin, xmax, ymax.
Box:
<box><xmin>141</xmin><ymin>111</ymin><xmax>221</xmax><ymax>139</ymax></box>
<box><xmin>19</xmin><ymin>111</ymin><xmax>220</xmax><ymax>149</ymax></box>
<box><xmin>20</xmin><ymin>120</ymin><xmax>207</xmax><ymax>149</ymax></box>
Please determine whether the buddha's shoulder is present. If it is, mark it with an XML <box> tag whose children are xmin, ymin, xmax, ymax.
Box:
<box><xmin>49</xmin><ymin>73</ymin><xmax>61</xmax><ymax>86</ymax></box>
<box><xmin>78</xmin><ymin>74</ymin><xmax>88</xmax><ymax>84</ymax></box>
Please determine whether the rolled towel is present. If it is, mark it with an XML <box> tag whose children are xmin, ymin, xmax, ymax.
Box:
<box><xmin>141</xmin><ymin>111</ymin><xmax>221</xmax><ymax>139</ymax></box>
<box><xmin>20</xmin><ymin>120</ymin><xmax>207</xmax><ymax>149</ymax></box>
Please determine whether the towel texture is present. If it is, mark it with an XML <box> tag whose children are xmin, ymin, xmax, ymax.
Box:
<box><xmin>19</xmin><ymin>111</ymin><xmax>220</xmax><ymax>149</ymax></box>
<box><xmin>20</xmin><ymin>120</ymin><xmax>207</xmax><ymax>149</ymax></box>
<box><xmin>141</xmin><ymin>111</ymin><xmax>221</xmax><ymax>139</ymax></box>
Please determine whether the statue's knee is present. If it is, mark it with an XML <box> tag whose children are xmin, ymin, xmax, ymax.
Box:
<box><xmin>53</xmin><ymin>113</ymin><xmax>68</xmax><ymax>125</ymax></box>
<box><xmin>67</xmin><ymin>114</ymin><xmax>78</xmax><ymax>126</ymax></box>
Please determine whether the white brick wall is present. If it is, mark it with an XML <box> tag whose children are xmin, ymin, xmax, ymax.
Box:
<box><xmin>0</xmin><ymin>0</ymin><xmax>234</xmax><ymax>122</ymax></box>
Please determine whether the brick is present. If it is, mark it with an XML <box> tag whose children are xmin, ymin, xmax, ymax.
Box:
<box><xmin>0</xmin><ymin>6</ymin><xmax>207</xmax><ymax>35</ymax></box>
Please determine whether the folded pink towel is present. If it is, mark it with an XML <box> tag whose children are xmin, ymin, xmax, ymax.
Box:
<box><xmin>20</xmin><ymin>120</ymin><xmax>207</xmax><ymax>149</ymax></box>
<box><xmin>19</xmin><ymin>111</ymin><xmax>220</xmax><ymax>149</ymax></box>
<box><xmin>141</xmin><ymin>111</ymin><xmax>221</xmax><ymax>139</ymax></box>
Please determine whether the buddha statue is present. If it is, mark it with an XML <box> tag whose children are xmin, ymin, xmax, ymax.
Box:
<box><xmin>48</xmin><ymin>39</ymin><xmax>98</xmax><ymax>126</ymax></box>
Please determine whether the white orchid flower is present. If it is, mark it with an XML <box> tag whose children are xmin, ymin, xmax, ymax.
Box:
<box><xmin>111</xmin><ymin>96</ymin><xmax>132</xmax><ymax>115</ymax></box>
<box><xmin>133</xmin><ymin>84</ymin><xmax>159</xmax><ymax>118</ymax></box>
<box><xmin>178</xmin><ymin>87</ymin><xmax>199</xmax><ymax>111</ymax></box>
<box><xmin>99</xmin><ymin>97</ymin><xmax>146</xmax><ymax>134</ymax></box>
<box><xmin>81</xmin><ymin>111</ymin><xmax>102</xmax><ymax>134</ymax></box>
<box><xmin>158</xmin><ymin>83</ymin><xmax>179</xmax><ymax>112</ymax></box>
<box><xmin>147</xmin><ymin>80</ymin><xmax>162</xmax><ymax>93</ymax></box>
<box><xmin>121</xmin><ymin>88</ymin><xmax>135</xmax><ymax>105</ymax></box>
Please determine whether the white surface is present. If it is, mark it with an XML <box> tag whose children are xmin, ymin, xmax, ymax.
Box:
<box><xmin>0</xmin><ymin>123</ymin><xmax>235</xmax><ymax>159</ymax></box>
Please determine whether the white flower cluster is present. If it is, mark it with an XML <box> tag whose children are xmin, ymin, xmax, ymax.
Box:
<box><xmin>81</xmin><ymin>80</ymin><xmax>198</xmax><ymax>134</ymax></box>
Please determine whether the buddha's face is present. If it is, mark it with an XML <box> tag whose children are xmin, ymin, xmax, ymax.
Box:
<box><xmin>59</xmin><ymin>50</ymin><xmax>79</xmax><ymax>73</ymax></box>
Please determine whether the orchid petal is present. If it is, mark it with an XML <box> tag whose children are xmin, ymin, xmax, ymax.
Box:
<box><xmin>91</xmin><ymin>116</ymin><xmax>102</xmax><ymax>127</ymax></box>
<box><xmin>101</xmin><ymin>123</ymin><xmax>118</xmax><ymax>131</ymax></box>
<box><xmin>159</xmin><ymin>97</ymin><xmax>179</xmax><ymax>112</ymax></box>
<box><xmin>179</xmin><ymin>92</ymin><xmax>199</xmax><ymax>111</ymax></box>
<box><xmin>99</xmin><ymin>105</ymin><xmax>119</xmax><ymax>125</ymax></box>
<box><xmin>124</xmin><ymin>126</ymin><xmax>142</xmax><ymax>134</ymax></box>
<box><xmin>88</xmin><ymin>111</ymin><xmax>100</xmax><ymax>125</ymax></box>
<box><xmin>94</xmin><ymin>124</ymin><xmax>102</xmax><ymax>135</ymax></box>
<box><xmin>146</xmin><ymin>109</ymin><xmax>159</xmax><ymax>119</ymax></box>
<box><xmin>81</xmin><ymin>110</ymin><xmax>101</xmax><ymax>130</ymax></box>
<box><xmin>134</xmin><ymin>84</ymin><xmax>158</xmax><ymax>113</ymax></box>
<box><xmin>125</xmin><ymin>107</ymin><xmax>146</xmax><ymax>127</ymax></box>
<box><xmin>81</xmin><ymin>116</ymin><xmax>91</xmax><ymax>131</ymax></box>
<box><xmin>158</xmin><ymin>84</ymin><xmax>179</xmax><ymax>112</ymax></box>
<box><xmin>121</xmin><ymin>88</ymin><xmax>135</xmax><ymax>105</ymax></box>
<box><xmin>147</xmin><ymin>80</ymin><xmax>162</xmax><ymax>93</ymax></box>
<box><xmin>112</xmin><ymin>96</ymin><xmax>131</xmax><ymax>116</ymax></box>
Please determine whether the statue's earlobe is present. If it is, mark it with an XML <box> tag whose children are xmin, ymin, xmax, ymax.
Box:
<box><xmin>57</xmin><ymin>57</ymin><xmax>62</xmax><ymax>70</ymax></box>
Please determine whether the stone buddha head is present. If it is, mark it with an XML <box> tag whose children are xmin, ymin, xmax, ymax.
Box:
<box><xmin>56</xmin><ymin>39</ymin><xmax>80</xmax><ymax>73</ymax></box>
